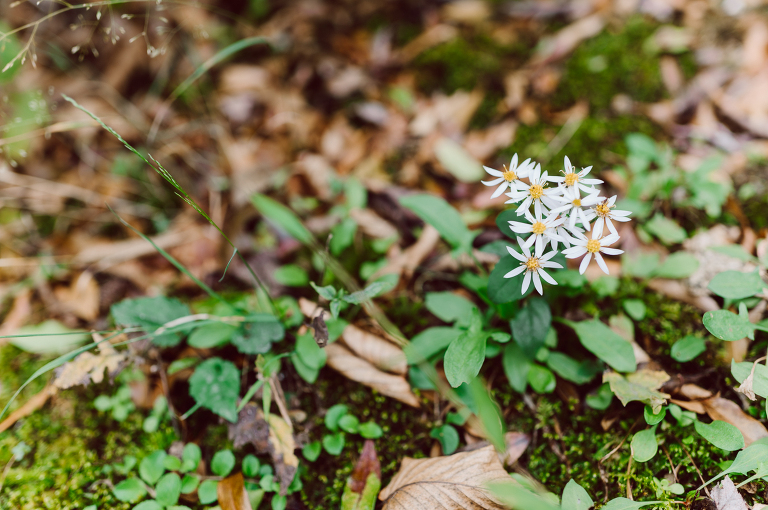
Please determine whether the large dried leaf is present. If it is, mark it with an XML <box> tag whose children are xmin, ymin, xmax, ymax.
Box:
<box><xmin>217</xmin><ymin>473</ymin><xmax>253</xmax><ymax>510</ymax></box>
<box><xmin>342</xmin><ymin>325</ymin><xmax>408</xmax><ymax>375</ymax></box>
<box><xmin>379</xmin><ymin>445</ymin><xmax>511</xmax><ymax>509</ymax></box>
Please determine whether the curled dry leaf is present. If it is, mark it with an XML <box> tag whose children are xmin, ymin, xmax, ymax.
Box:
<box><xmin>218</xmin><ymin>473</ymin><xmax>253</xmax><ymax>510</ymax></box>
<box><xmin>54</xmin><ymin>333</ymin><xmax>127</xmax><ymax>389</ymax></box>
<box><xmin>325</xmin><ymin>343</ymin><xmax>419</xmax><ymax>407</ymax></box>
<box><xmin>380</xmin><ymin>445</ymin><xmax>511</xmax><ymax>509</ymax></box>
<box><xmin>342</xmin><ymin>325</ymin><xmax>407</xmax><ymax>375</ymax></box>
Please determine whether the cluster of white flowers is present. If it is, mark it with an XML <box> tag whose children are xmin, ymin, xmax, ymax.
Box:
<box><xmin>482</xmin><ymin>154</ymin><xmax>631</xmax><ymax>295</ymax></box>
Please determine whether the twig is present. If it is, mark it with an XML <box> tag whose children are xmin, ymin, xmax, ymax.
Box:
<box><xmin>625</xmin><ymin>455</ymin><xmax>633</xmax><ymax>500</ymax></box>
<box><xmin>680</xmin><ymin>442</ymin><xmax>710</xmax><ymax>498</ymax></box>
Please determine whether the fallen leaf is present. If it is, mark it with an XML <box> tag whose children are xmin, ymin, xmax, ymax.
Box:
<box><xmin>711</xmin><ymin>476</ymin><xmax>749</xmax><ymax>510</ymax></box>
<box><xmin>342</xmin><ymin>325</ymin><xmax>408</xmax><ymax>375</ymax></box>
<box><xmin>54</xmin><ymin>271</ymin><xmax>100</xmax><ymax>321</ymax></box>
<box><xmin>604</xmin><ymin>370</ymin><xmax>671</xmax><ymax>413</ymax></box>
<box><xmin>342</xmin><ymin>440</ymin><xmax>382</xmax><ymax>510</ymax></box>
<box><xmin>218</xmin><ymin>473</ymin><xmax>253</xmax><ymax>510</ymax></box>
<box><xmin>54</xmin><ymin>333</ymin><xmax>128</xmax><ymax>389</ymax></box>
<box><xmin>350</xmin><ymin>440</ymin><xmax>381</xmax><ymax>494</ymax></box>
<box><xmin>0</xmin><ymin>385</ymin><xmax>58</xmax><ymax>434</ymax></box>
<box><xmin>349</xmin><ymin>208</ymin><xmax>398</xmax><ymax>240</ymax></box>
<box><xmin>379</xmin><ymin>445</ymin><xmax>511</xmax><ymax>509</ymax></box>
<box><xmin>325</xmin><ymin>343</ymin><xmax>419</xmax><ymax>407</ymax></box>
<box><xmin>501</xmin><ymin>432</ymin><xmax>530</xmax><ymax>466</ymax></box>
<box><xmin>0</xmin><ymin>289</ymin><xmax>31</xmax><ymax>345</ymax></box>
<box><xmin>371</xmin><ymin>224</ymin><xmax>441</xmax><ymax>282</ymax></box>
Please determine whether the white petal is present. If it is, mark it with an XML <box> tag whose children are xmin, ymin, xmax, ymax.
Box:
<box><xmin>504</xmin><ymin>265</ymin><xmax>526</xmax><ymax>278</ymax></box>
<box><xmin>534</xmin><ymin>200</ymin><xmax>542</xmax><ymax>219</ymax></box>
<box><xmin>607</xmin><ymin>218</ymin><xmax>618</xmax><ymax>236</ymax></box>
<box><xmin>524</xmin><ymin>234</ymin><xmax>537</xmax><ymax>249</ymax></box>
<box><xmin>578</xmin><ymin>208</ymin><xmax>591</xmax><ymax>231</ymax></box>
<box><xmin>518</xmin><ymin>237</ymin><xmax>531</xmax><ymax>258</ymax></box>
<box><xmin>509</xmin><ymin>221</ymin><xmax>532</xmax><ymax>233</ymax></box>
<box><xmin>580</xmin><ymin>178</ymin><xmax>603</xmax><ymax>185</ymax></box>
<box><xmin>532</xmin><ymin>164</ymin><xmax>541</xmax><ymax>182</ymax></box>
<box><xmin>579</xmin><ymin>252</ymin><xmax>592</xmax><ymax>274</ymax></box>
<box><xmin>482</xmin><ymin>177</ymin><xmax>505</xmax><ymax>186</ymax></box>
<box><xmin>483</xmin><ymin>166</ymin><xmax>503</xmax><ymax>177</ymax></box>
<box><xmin>562</xmin><ymin>246</ymin><xmax>587</xmax><ymax>258</ymax></box>
<box><xmin>593</xmin><ymin>217</ymin><xmax>604</xmax><ymax>238</ymax></box>
<box><xmin>541</xmin><ymin>260</ymin><xmax>563</xmax><ymax>269</ymax></box>
<box><xmin>594</xmin><ymin>252</ymin><xmax>609</xmax><ymax>274</ymax></box>
<box><xmin>540</xmin><ymin>250</ymin><xmax>558</xmax><ymax>261</ymax></box>
<box><xmin>532</xmin><ymin>272</ymin><xmax>543</xmax><ymax>295</ymax></box>
<box><xmin>608</xmin><ymin>195</ymin><xmax>617</xmax><ymax>206</ymax></box>
<box><xmin>564</xmin><ymin>155</ymin><xmax>572</xmax><ymax>172</ymax></box>
<box><xmin>507</xmin><ymin>245</ymin><xmax>528</xmax><ymax>262</ymax></box>
<box><xmin>521</xmin><ymin>271</ymin><xmax>531</xmax><ymax>294</ymax></box>
<box><xmin>601</xmin><ymin>233</ymin><xmax>620</xmax><ymax>246</ymax></box>
<box><xmin>535</xmin><ymin>237</ymin><xmax>545</xmax><ymax>258</ymax></box>
<box><xmin>516</xmin><ymin>197</ymin><xmax>532</xmax><ymax>215</ymax></box>
<box><xmin>548</xmin><ymin>176</ymin><xmax>565</xmax><ymax>183</ymax></box>
<box><xmin>600</xmin><ymin>247</ymin><xmax>624</xmax><ymax>256</ymax></box>
<box><xmin>539</xmin><ymin>268</ymin><xmax>557</xmax><ymax>285</ymax></box>
<box><xmin>580</xmin><ymin>166</ymin><xmax>593</xmax><ymax>177</ymax></box>
<box><xmin>490</xmin><ymin>182</ymin><xmax>509</xmax><ymax>198</ymax></box>
<box><xmin>611</xmin><ymin>209</ymin><xmax>632</xmax><ymax>217</ymax></box>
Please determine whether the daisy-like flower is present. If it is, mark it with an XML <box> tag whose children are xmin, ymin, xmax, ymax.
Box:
<box><xmin>591</xmin><ymin>195</ymin><xmax>632</xmax><ymax>238</ymax></box>
<box><xmin>504</xmin><ymin>237</ymin><xmax>562</xmax><ymax>295</ymax></box>
<box><xmin>508</xmin><ymin>209</ymin><xmax>565</xmax><ymax>254</ymax></box>
<box><xmin>505</xmin><ymin>163</ymin><xmax>560</xmax><ymax>217</ymax></box>
<box><xmin>547</xmin><ymin>156</ymin><xmax>603</xmax><ymax>194</ymax></box>
<box><xmin>481</xmin><ymin>153</ymin><xmax>533</xmax><ymax>199</ymax></box>
<box><xmin>550</xmin><ymin>186</ymin><xmax>603</xmax><ymax>232</ymax></box>
<box><xmin>553</xmin><ymin>222</ymin><xmax>583</xmax><ymax>250</ymax></box>
<box><xmin>562</xmin><ymin>231</ymin><xmax>624</xmax><ymax>275</ymax></box>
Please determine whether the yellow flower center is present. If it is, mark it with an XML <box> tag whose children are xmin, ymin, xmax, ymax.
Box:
<box><xmin>526</xmin><ymin>257</ymin><xmax>540</xmax><ymax>271</ymax></box>
<box><xmin>532</xmin><ymin>221</ymin><xmax>547</xmax><ymax>235</ymax></box>
<box><xmin>564</xmin><ymin>173</ymin><xmax>579</xmax><ymax>186</ymax></box>
<box><xmin>595</xmin><ymin>203</ymin><xmax>612</xmax><ymax>217</ymax></box>
<box><xmin>502</xmin><ymin>168</ymin><xmax>517</xmax><ymax>182</ymax></box>
<box><xmin>529</xmin><ymin>184</ymin><xmax>544</xmax><ymax>200</ymax></box>
<box><xmin>572</xmin><ymin>198</ymin><xmax>582</xmax><ymax>207</ymax></box>
<box><xmin>586</xmin><ymin>239</ymin><xmax>601</xmax><ymax>253</ymax></box>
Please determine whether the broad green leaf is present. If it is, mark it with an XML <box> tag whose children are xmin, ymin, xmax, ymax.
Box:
<box><xmin>168</xmin><ymin>357</ymin><xmax>200</xmax><ymax>375</ymax></box>
<box><xmin>310</xmin><ymin>282</ymin><xmax>337</xmax><ymax>300</ymax></box>
<box><xmin>496</xmin><ymin>209</ymin><xmax>519</xmax><ymax>240</ymax></box>
<box><xmin>670</xmin><ymin>335</ymin><xmax>706</xmax><ymax>362</ymax></box>
<box><xmin>139</xmin><ymin>450</ymin><xmax>167</xmax><ymax>485</ymax></box>
<box><xmin>211</xmin><ymin>450</ymin><xmax>236</xmax><ymax>477</ymax></box>
<box><xmin>163</xmin><ymin>455</ymin><xmax>181</xmax><ymax>471</ymax></box>
<box><xmin>586</xmin><ymin>383</ymin><xmax>613</xmax><ymax>410</ymax></box>
<box><xmin>425</xmin><ymin>292</ymin><xmax>477</xmax><ymax>326</ymax></box>
<box><xmin>622</xmin><ymin>299</ymin><xmax>647</xmax><ymax>321</ymax></box>
<box><xmin>399</xmin><ymin>193</ymin><xmax>476</xmax><ymax>253</ymax></box>
<box><xmin>631</xmin><ymin>427</ymin><xmax>658</xmax><ymax>462</ymax></box>
<box><xmin>111</xmin><ymin>297</ymin><xmax>191</xmax><ymax>347</ymax></box>
<box><xmin>625</xmin><ymin>133</ymin><xmax>658</xmax><ymax>162</ymax></box>
<box><xmin>197</xmin><ymin>479</ymin><xmax>219</xmax><ymax>505</ymax></box>
<box><xmin>703</xmin><ymin>310</ymin><xmax>755</xmax><ymax>341</ymax></box>
<box><xmin>273</xmin><ymin>265</ymin><xmax>309</xmax><ymax>286</ymax></box>
<box><xmin>231</xmin><ymin>314</ymin><xmax>285</xmax><ymax>354</ymax></box>
<box><xmin>181</xmin><ymin>443</ymin><xmax>201</xmax><ymax>473</ymax></box>
<box><xmin>701</xmin><ymin>444</ymin><xmax>768</xmax><ymax>487</ymax></box>
<box><xmin>9</xmin><ymin>320</ymin><xmax>89</xmax><ymax>355</ymax></box>
<box><xmin>560</xmin><ymin>479</ymin><xmax>592</xmax><ymax>510</ymax></box>
<box><xmin>644</xmin><ymin>214</ymin><xmax>687</xmax><ymax>245</ymax></box>
<box><xmin>295</xmin><ymin>332</ymin><xmax>327</xmax><ymax>370</ymax></box>
<box><xmin>490</xmin><ymin>481</ymin><xmax>560</xmax><ymax>510</ymax></box>
<box><xmin>344</xmin><ymin>177</ymin><xmax>367</xmax><ymax>209</ymax></box>
<box><xmin>430</xmin><ymin>424</ymin><xmax>460</xmax><ymax>455</ymax></box>
<box><xmin>591</xmin><ymin>275</ymin><xmax>620</xmax><ymax>297</ymax></box>
<box><xmin>644</xmin><ymin>405</ymin><xmax>666</xmax><ymax>425</ymax></box>
<box><xmin>189</xmin><ymin>358</ymin><xmax>240</xmax><ymax>423</ymax></box>
<box><xmin>404</xmin><ymin>327</ymin><xmax>462</xmax><ymax>364</ymax></box>
<box><xmin>434</xmin><ymin>137</ymin><xmax>484</xmax><ymax>182</ymax></box>
<box><xmin>358</xmin><ymin>421</ymin><xmax>383</xmax><ymax>439</ymax></box>
<box><xmin>709</xmin><ymin>245</ymin><xmax>757</xmax><ymax>262</ymax></box>
<box><xmin>546</xmin><ymin>352</ymin><xmax>601</xmax><ymax>385</ymax></box>
<box><xmin>568</xmin><ymin>319</ymin><xmax>636</xmax><ymax>373</ymax></box>
<box><xmin>694</xmin><ymin>420</ymin><xmax>744</xmax><ymax>451</ymax></box>
<box><xmin>155</xmin><ymin>473</ymin><xmax>182</xmax><ymax>507</ymax></box>
<box><xmin>621</xmin><ymin>251</ymin><xmax>660</xmax><ymax>279</ymax></box>
<box><xmin>526</xmin><ymin>364</ymin><xmax>556</xmax><ymax>393</ymax></box>
<box><xmin>252</xmin><ymin>194</ymin><xmax>314</xmax><ymax>244</ymax></box>
<box><xmin>113</xmin><ymin>478</ymin><xmax>147</xmax><ymax>502</ymax></box>
<box><xmin>242</xmin><ymin>455</ymin><xmax>260</xmax><ymax>477</ymax></box>
<box><xmin>443</xmin><ymin>328</ymin><xmax>487</xmax><ymax>388</ymax></box>
<box><xmin>510</xmin><ymin>297</ymin><xmax>551</xmax><ymax>359</ymax></box>
<box><xmin>708</xmin><ymin>271</ymin><xmax>765</xmax><ymax>299</ymax></box>
<box><xmin>488</xmin><ymin>256</ymin><xmax>533</xmax><ymax>303</ymax></box>
<box><xmin>503</xmin><ymin>342</ymin><xmax>531</xmax><ymax>393</ymax></box>
<box><xmin>731</xmin><ymin>361</ymin><xmax>768</xmax><ymax>398</ymax></box>
<box><xmin>324</xmin><ymin>404</ymin><xmax>349</xmax><ymax>431</ymax></box>
<box><xmin>602</xmin><ymin>498</ymin><xmax>662</xmax><ymax>510</ymax></box>
<box><xmin>0</xmin><ymin>22</ymin><xmax>23</xmax><ymax>81</ymax></box>
<box><xmin>291</xmin><ymin>352</ymin><xmax>320</xmax><ymax>384</ymax></box>
<box><xmin>133</xmin><ymin>501</ymin><xmax>162</xmax><ymax>510</ymax></box>
<box><xmin>468</xmin><ymin>377</ymin><xmax>506</xmax><ymax>452</ymax></box>
<box><xmin>323</xmin><ymin>432</ymin><xmax>345</xmax><ymax>455</ymax></box>
<box><xmin>338</xmin><ymin>414</ymin><xmax>359</xmax><ymax>434</ymax></box>
<box><xmin>180</xmin><ymin>474</ymin><xmax>200</xmax><ymax>494</ymax></box>
<box><xmin>302</xmin><ymin>441</ymin><xmax>321</xmax><ymax>461</ymax></box>
<box><xmin>187</xmin><ymin>322</ymin><xmax>237</xmax><ymax>349</ymax></box>
<box><xmin>604</xmin><ymin>370</ymin><xmax>670</xmax><ymax>413</ymax></box>
<box><xmin>652</xmin><ymin>252</ymin><xmax>699</xmax><ymax>279</ymax></box>
<box><xmin>330</xmin><ymin>217</ymin><xmax>357</xmax><ymax>256</ymax></box>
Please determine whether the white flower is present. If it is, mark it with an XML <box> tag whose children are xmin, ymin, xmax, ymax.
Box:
<box><xmin>547</xmin><ymin>155</ymin><xmax>603</xmax><ymax>193</ymax></box>
<box><xmin>591</xmin><ymin>195</ymin><xmax>632</xmax><ymax>238</ymax></box>
<box><xmin>508</xmin><ymin>209</ymin><xmax>565</xmax><ymax>254</ymax></box>
<box><xmin>504</xmin><ymin>237</ymin><xmax>562</xmax><ymax>295</ymax></box>
<box><xmin>550</xmin><ymin>186</ymin><xmax>603</xmax><ymax>232</ymax></box>
<box><xmin>562</xmin><ymin>231</ymin><xmax>624</xmax><ymax>275</ymax></box>
<box><xmin>553</xmin><ymin>223</ymin><xmax>583</xmax><ymax>250</ymax></box>
<box><xmin>481</xmin><ymin>153</ymin><xmax>533</xmax><ymax>199</ymax></box>
<box><xmin>505</xmin><ymin>163</ymin><xmax>561</xmax><ymax>218</ymax></box>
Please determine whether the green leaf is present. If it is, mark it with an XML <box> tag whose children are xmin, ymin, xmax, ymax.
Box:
<box><xmin>399</xmin><ymin>194</ymin><xmax>476</xmax><ymax>253</ymax></box>
<box><xmin>489</xmin><ymin>481</ymin><xmax>560</xmax><ymax>510</ymax></box>
<box><xmin>341</xmin><ymin>281</ymin><xmax>389</xmax><ymax>304</ymax></box>
<box><xmin>622</xmin><ymin>299</ymin><xmax>647</xmax><ymax>321</ymax></box>
<box><xmin>443</xmin><ymin>328</ymin><xmax>487</xmax><ymax>388</ymax></box>
<box><xmin>560</xmin><ymin>479</ymin><xmax>593</xmax><ymax>510</ymax></box>
<box><xmin>189</xmin><ymin>358</ymin><xmax>240</xmax><ymax>423</ymax></box>
<box><xmin>496</xmin><ymin>209</ymin><xmax>519</xmax><ymax>240</ymax></box>
<box><xmin>113</xmin><ymin>478</ymin><xmax>148</xmax><ymax>502</ymax></box>
<box><xmin>546</xmin><ymin>352</ymin><xmax>601</xmax><ymax>385</ymax></box>
<box><xmin>273</xmin><ymin>265</ymin><xmax>309</xmax><ymax>286</ymax></box>
<box><xmin>344</xmin><ymin>177</ymin><xmax>367</xmax><ymax>209</ymax></box>
<box><xmin>133</xmin><ymin>501</ymin><xmax>162</xmax><ymax>510</ymax></box>
<box><xmin>181</xmin><ymin>443</ymin><xmax>201</xmax><ymax>473</ymax></box>
<box><xmin>139</xmin><ymin>450</ymin><xmax>167</xmax><ymax>485</ymax></box>
<box><xmin>112</xmin><ymin>297</ymin><xmax>191</xmax><ymax>347</ymax></box>
<box><xmin>358</xmin><ymin>421</ymin><xmax>383</xmax><ymax>439</ymax></box>
<box><xmin>231</xmin><ymin>314</ymin><xmax>285</xmax><ymax>355</ymax></box>
<box><xmin>302</xmin><ymin>441</ymin><xmax>322</xmax><ymax>461</ymax></box>
<box><xmin>527</xmin><ymin>365</ymin><xmax>556</xmax><ymax>393</ymax></box>
<box><xmin>180</xmin><ymin>474</ymin><xmax>200</xmax><ymax>494</ymax></box>
<box><xmin>168</xmin><ymin>357</ymin><xmax>199</xmax><ymax>375</ymax></box>
<box><xmin>591</xmin><ymin>275</ymin><xmax>620</xmax><ymax>297</ymax></box>
<box><xmin>468</xmin><ymin>377</ymin><xmax>506</xmax><ymax>452</ymax></box>
<box><xmin>709</xmin><ymin>245</ymin><xmax>757</xmax><ymax>262</ymax></box>
<box><xmin>731</xmin><ymin>361</ymin><xmax>768</xmax><ymax>398</ymax></box>
<box><xmin>631</xmin><ymin>427</ymin><xmax>658</xmax><ymax>462</ymax></box>
<box><xmin>621</xmin><ymin>252</ymin><xmax>660</xmax><ymax>279</ymax></box>
<box><xmin>295</xmin><ymin>333</ymin><xmax>327</xmax><ymax>370</ymax></box>
<box><xmin>404</xmin><ymin>327</ymin><xmax>462</xmax><ymax>364</ymax></box>
<box><xmin>488</xmin><ymin>255</ymin><xmax>533</xmax><ymax>303</ymax></box>
<box><xmin>434</xmin><ymin>137</ymin><xmax>484</xmax><ymax>182</ymax></box>
<box><xmin>703</xmin><ymin>310</ymin><xmax>755</xmax><ymax>341</ymax></box>
<box><xmin>330</xmin><ymin>217</ymin><xmax>357</xmax><ymax>256</ymax></box>
<box><xmin>324</xmin><ymin>404</ymin><xmax>349</xmax><ymax>431</ymax></box>
<box><xmin>8</xmin><ymin>320</ymin><xmax>90</xmax><ymax>355</ymax></box>
<box><xmin>310</xmin><ymin>282</ymin><xmax>337</xmax><ymax>301</ymax></box>
<box><xmin>644</xmin><ymin>406</ymin><xmax>666</xmax><ymax>426</ymax></box>
<box><xmin>586</xmin><ymin>383</ymin><xmax>613</xmax><ymax>410</ymax></box>
<box><xmin>701</xmin><ymin>444</ymin><xmax>768</xmax><ymax>487</ymax></box>
<box><xmin>708</xmin><ymin>271</ymin><xmax>765</xmax><ymax>299</ymax></box>
<box><xmin>652</xmin><ymin>252</ymin><xmax>700</xmax><ymax>279</ymax></box>
<box><xmin>291</xmin><ymin>352</ymin><xmax>320</xmax><ymax>384</ymax></box>
<box><xmin>242</xmin><ymin>455</ymin><xmax>260</xmax><ymax>477</ymax></box>
<box><xmin>694</xmin><ymin>420</ymin><xmax>745</xmax><ymax>451</ymax></box>
<box><xmin>503</xmin><ymin>342</ymin><xmax>531</xmax><ymax>393</ymax></box>
<box><xmin>602</xmin><ymin>498</ymin><xmax>662</xmax><ymax>510</ymax></box>
<box><xmin>211</xmin><ymin>450</ymin><xmax>236</xmax><ymax>477</ymax></box>
<box><xmin>604</xmin><ymin>370</ymin><xmax>670</xmax><ymax>413</ymax></box>
<box><xmin>187</xmin><ymin>322</ymin><xmax>238</xmax><ymax>349</ymax></box>
<box><xmin>252</xmin><ymin>194</ymin><xmax>314</xmax><ymax>244</ymax></box>
<box><xmin>155</xmin><ymin>473</ymin><xmax>182</xmax><ymax>507</ymax></box>
<box><xmin>430</xmin><ymin>424</ymin><xmax>460</xmax><ymax>455</ymax></box>
<box><xmin>163</xmin><ymin>455</ymin><xmax>181</xmax><ymax>472</ymax></box>
<box><xmin>510</xmin><ymin>297</ymin><xmax>551</xmax><ymax>359</ymax></box>
<box><xmin>670</xmin><ymin>335</ymin><xmax>706</xmax><ymax>362</ymax></box>
<box><xmin>323</xmin><ymin>432</ymin><xmax>345</xmax><ymax>455</ymax></box>
<box><xmin>568</xmin><ymin>320</ymin><xmax>637</xmax><ymax>373</ymax></box>
<box><xmin>338</xmin><ymin>414</ymin><xmax>360</xmax><ymax>434</ymax></box>
<box><xmin>425</xmin><ymin>292</ymin><xmax>477</xmax><ymax>326</ymax></box>
<box><xmin>644</xmin><ymin>214</ymin><xmax>687</xmax><ymax>245</ymax></box>
<box><xmin>197</xmin><ymin>479</ymin><xmax>219</xmax><ymax>505</ymax></box>
<box><xmin>625</xmin><ymin>133</ymin><xmax>658</xmax><ymax>162</ymax></box>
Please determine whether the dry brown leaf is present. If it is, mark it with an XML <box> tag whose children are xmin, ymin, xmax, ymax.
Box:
<box><xmin>379</xmin><ymin>445</ymin><xmax>511</xmax><ymax>509</ymax></box>
<box><xmin>349</xmin><ymin>208</ymin><xmax>399</xmax><ymax>240</ymax></box>
<box><xmin>342</xmin><ymin>325</ymin><xmax>408</xmax><ymax>375</ymax></box>
<box><xmin>371</xmin><ymin>224</ymin><xmax>441</xmax><ymax>282</ymax></box>
<box><xmin>0</xmin><ymin>385</ymin><xmax>57</xmax><ymax>434</ymax></box>
<box><xmin>712</xmin><ymin>476</ymin><xmax>749</xmax><ymax>510</ymax></box>
<box><xmin>54</xmin><ymin>333</ymin><xmax>127</xmax><ymax>389</ymax></box>
<box><xmin>501</xmin><ymin>432</ymin><xmax>530</xmax><ymax>467</ymax></box>
<box><xmin>217</xmin><ymin>473</ymin><xmax>253</xmax><ymax>510</ymax></box>
<box><xmin>397</xmin><ymin>24</ymin><xmax>458</xmax><ymax>63</ymax></box>
<box><xmin>54</xmin><ymin>272</ymin><xmax>100</xmax><ymax>321</ymax></box>
<box><xmin>350</xmin><ymin>440</ymin><xmax>381</xmax><ymax>494</ymax></box>
<box><xmin>532</xmin><ymin>14</ymin><xmax>606</xmax><ymax>65</ymax></box>
<box><xmin>325</xmin><ymin>343</ymin><xmax>419</xmax><ymax>407</ymax></box>
<box><xmin>0</xmin><ymin>289</ymin><xmax>31</xmax><ymax>345</ymax></box>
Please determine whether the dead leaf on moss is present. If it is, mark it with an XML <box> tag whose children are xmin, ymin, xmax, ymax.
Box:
<box><xmin>604</xmin><ymin>370</ymin><xmax>671</xmax><ymax>413</ymax></box>
<box><xmin>218</xmin><ymin>472</ymin><xmax>253</xmax><ymax>510</ymax></box>
<box><xmin>54</xmin><ymin>333</ymin><xmax>127</xmax><ymax>389</ymax></box>
<box><xmin>342</xmin><ymin>325</ymin><xmax>407</xmax><ymax>375</ymax></box>
<box><xmin>380</xmin><ymin>445</ymin><xmax>511</xmax><ymax>509</ymax></box>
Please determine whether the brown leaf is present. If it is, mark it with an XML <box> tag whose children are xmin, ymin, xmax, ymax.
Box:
<box><xmin>350</xmin><ymin>440</ymin><xmax>381</xmax><ymax>494</ymax></box>
<box><xmin>371</xmin><ymin>224</ymin><xmax>441</xmax><ymax>282</ymax></box>
<box><xmin>0</xmin><ymin>385</ymin><xmax>57</xmax><ymax>434</ymax></box>
<box><xmin>0</xmin><ymin>289</ymin><xmax>31</xmax><ymax>345</ymax></box>
<box><xmin>54</xmin><ymin>272</ymin><xmax>100</xmax><ymax>321</ymax></box>
<box><xmin>501</xmin><ymin>432</ymin><xmax>530</xmax><ymax>466</ymax></box>
<box><xmin>342</xmin><ymin>325</ymin><xmax>408</xmax><ymax>375</ymax></box>
<box><xmin>54</xmin><ymin>333</ymin><xmax>127</xmax><ymax>389</ymax></box>
<box><xmin>218</xmin><ymin>473</ymin><xmax>253</xmax><ymax>510</ymax></box>
<box><xmin>325</xmin><ymin>343</ymin><xmax>419</xmax><ymax>407</ymax></box>
<box><xmin>380</xmin><ymin>445</ymin><xmax>511</xmax><ymax>509</ymax></box>
<box><xmin>310</xmin><ymin>314</ymin><xmax>329</xmax><ymax>348</ymax></box>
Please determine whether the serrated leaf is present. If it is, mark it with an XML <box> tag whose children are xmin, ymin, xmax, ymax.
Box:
<box><xmin>231</xmin><ymin>314</ymin><xmax>285</xmax><ymax>355</ymax></box>
<box><xmin>694</xmin><ymin>420</ymin><xmax>745</xmax><ymax>451</ymax></box>
<box><xmin>703</xmin><ymin>310</ymin><xmax>755</xmax><ymax>341</ymax></box>
<box><xmin>189</xmin><ymin>358</ymin><xmax>240</xmax><ymax>422</ymax></box>
<box><xmin>708</xmin><ymin>271</ymin><xmax>765</xmax><ymax>299</ymax></box>
<box><xmin>399</xmin><ymin>194</ymin><xmax>476</xmax><ymax>253</ymax></box>
<box><xmin>111</xmin><ymin>297</ymin><xmax>191</xmax><ymax>347</ymax></box>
